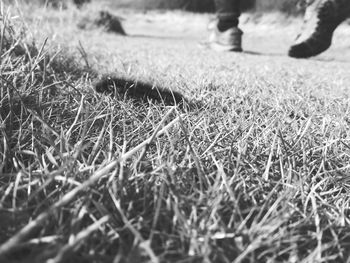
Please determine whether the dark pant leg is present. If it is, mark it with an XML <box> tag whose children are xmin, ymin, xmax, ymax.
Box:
<box><xmin>214</xmin><ymin>0</ymin><xmax>241</xmax><ymax>29</ymax></box>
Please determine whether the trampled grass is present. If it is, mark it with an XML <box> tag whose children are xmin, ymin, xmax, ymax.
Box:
<box><xmin>1</xmin><ymin>1</ymin><xmax>350</xmax><ymax>263</ymax></box>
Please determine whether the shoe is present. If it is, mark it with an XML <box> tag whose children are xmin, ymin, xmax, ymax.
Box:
<box><xmin>289</xmin><ymin>0</ymin><xmax>349</xmax><ymax>58</ymax></box>
<box><xmin>207</xmin><ymin>20</ymin><xmax>243</xmax><ymax>52</ymax></box>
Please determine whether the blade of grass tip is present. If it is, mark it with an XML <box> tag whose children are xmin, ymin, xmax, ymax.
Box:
<box><xmin>108</xmin><ymin>189</ymin><xmax>159</xmax><ymax>263</ymax></box>
<box><xmin>59</xmin><ymin>126</ymin><xmax>65</xmax><ymax>159</ymax></box>
<box><xmin>72</xmin><ymin>121</ymin><xmax>89</xmax><ymax>162</ymax></box>
<box><xmin>32</xmin><ymin>37</ymin><xmax>48</xmax><ymax>68</ymax></box>
<box><xmin>118</xmin><ymin>107</ymin><xmax>177</xmax><ymax>185</ymax></box>
<box><xmin>109</xmin><ymin>107</ymin><xmax>114</xmax><ymax>162</ymax></box>
<box><xmin>6</xmin><ymin>81</ymin><xmax>14</xmax><ymax>136</ymax></box>
<box><xmin>149</xmin><ymin>181</ymin><xmax>165</xmax><ymax>242</ymax></box>
<box><xmin>1</xmin><ymin>235</ymin><xmax>62</xmax><ymax>253</ymax></box>
<box><xmin>0</xmin><ymin>129</ymin><xmax>9</xmax><ymax>172</ymax></box>
<box><xmin>118</xmin><ymin>107</ymin><xmax>127</xmax><ymax>183</ymax></box>
<box><xmin>133</xmin><ymin>106</ymin><xmax>175</xmax><ymax>170</ymax></box>
<box><xmin>263</xmin><ymin>131</ymin><xmax>278</xmax><ymax>181</ymax></box>
<box><xmin>0</xmin><ymin>159</ymin><xmax>119</xmax><ymax>256</ymax></box>
<box><xmin>46</xmin><ymin>215</ymin><xmax>110</xmax><ymax>263</ymax></box>
<box><xmin>279</xmin><ymin>150</ymin><xmax>286</xmax><ymax>184</ymax></box>
<box><xmin>138</xmin><ymin>240</ymin><xmax>160</xmax><ymax>263</ymax></box>
<box><xmin>0</xmin><ymin>182</ymin><xmax>13</xmax><ymax>209</ymax></box>
<box><xmin>0</xmin><ymin>3</ymin><xmax>9</xmax><ymax>59</ymax></box>
<box><xmin>310</xmin><ymin>192</ymin><xmax>322</xmax><ymax>262</ymax></box>
<box><xmin>119</xmin><ymin>107</ymin><xmax>179</xmax><ymax>163</ymax></box>
<box><xmin>46</xmin><ymin>49</ymin><xmax>61</xmax><ymax>69</ymax></box>
<box><xmin>256</xmin><ymin>190</ymin><xmax>288</xmax><ymax>227</ymax></box>
<box><xmin>178</xmin><ymin>115</ymin><xmax>206</xmax><ymax>192</ymax></box>
<box><xmin>46</xmin><ymin>148</ymin><xmax>59</xmax><ymax>168</ymax></box>
<box><xmin>230</xmin><ymin>124</ymin><xmax>254</xmax><ymax>185</ymax></box>
<box><xmin>290</xmin><ymin>117</ymin><xmax>312</xmax><ymax>151</ymax></box>
<box><xmin>211</xmin><ymin>153</ymin><xmax>244</xmax><ymax>220</ymax></box>
<box><xmin>66</xmin><ymin>95</ymin><xmax>85</xmax><ymax>140</ymax></box>
<box><xmin>54</xmin><ymin>175</ymin><xmax>81</xmax><ymax>187</ymax></box>
<box><xmin>233</xmin><ymin>237</ymin><xmax>262</xmax><ymax>263</ymax></box>
<box><xmin>12</xmin><ymin>171</ymin><xmax>23</xmax><ymax>210</ymax></box>
<box><xmin>303</xmin><ymin>177</ymin><xmax>328</xmax><ymax>216</ymax></box>
<box><xmin>27</xmin><ymin>236</ymin><xmax>61</xmax><ymax>245</ymax></box>
<box><xmin>26</xmin><ymin>166</ymin><xmax>67</xmax><ymax>204</ymax></box>
<box><xmin>201</xmin><ymin>131</ymin><xmax>223</xmax><ymax>157</ymax></box>
<box><xmin>211</xmin><ymin>153</ymin><xmax>235</xmax><ymax>202</ymax></box>
<box><xmin>39</xmin><ymin>55</ymin><xmax>47</xmax><ymax>101</ymax></box>
<box><xmin>87</xmin><ymin>122</ymin><xmax>107</xmax><ymax>165</ymax></box>
<box><xmin>78</xmin><ymin>40</ymin><xmax>90</xmax><ymax>69</ymax></box>
<box><xmin>108</xmin><ymin>188</ymin><xmax>143</xmax><ymax>242</ymax></box>
<box><xmin>278</xmin><ymin>128</ymin><xmax>291</xmax><ymax>153</ymax></box>
<box><xmin>28</xmin><ymin>108</ymin><xmax>60</xmax><ymax>137</ymax></box>
<box><xmin>254</xmin><ymin>181</ymin><xmax>283</xmax><ymax>226</ymax></box>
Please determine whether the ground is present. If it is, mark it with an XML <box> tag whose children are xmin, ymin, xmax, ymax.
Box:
<box><xmin>67</xmin><ymin>8</ymin><xmax>350</xmax><ymax>101</ymax></box>
<box><xmin>1</xmin><ymin>1</ymin><xmax>350</xmax><ymax>263</ymax></box>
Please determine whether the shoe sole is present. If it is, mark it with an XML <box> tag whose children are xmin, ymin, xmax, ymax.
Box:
<box><xmin>288</xmin><ymin>36</ymin><xmax>332</xmax><ymax>58</ymax></box>
<box><xmin>199</xmin><ymin>41</ymin><xmax>242</xmax><ymax>52</ymax></box>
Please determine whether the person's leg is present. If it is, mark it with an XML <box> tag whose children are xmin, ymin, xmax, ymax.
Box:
<box><xmin>208</xmin><ymin>0</ymin><xmax>243</xmax><ymax>52</ymax></box>
<box><xmin>289</xmin><ymin>0</ymin><xmax>350</xmax><ymax>58</ymax></box>
<box><xmin>214</xmin><ymin>0</ymin><xmax>241</xmax><ymax>31</ymax></box>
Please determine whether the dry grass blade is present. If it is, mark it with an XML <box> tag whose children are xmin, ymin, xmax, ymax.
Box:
<box><xmin>46</xmin><ymin>215</ymin><xmax>110</xmax><ymax>263</ymax></box>
<box><xmin>28</xmin><ymin>109</ymin><xmax>60</xmax><ymax>138</ymax></box>
<box><xmin>263</xmin><ymin>131</ymin><xmax>278</xmax><ymax>181</ymax></box>
<box><xmin>119</xmin><ymin>107</ymin><xmax>180</xmax><ymax>162</ymax></box>
<box><xmin>0</xmin><ymin>160</ymin><xmax>119</xmax><ymax>256</ymax></box>
<box><xmin>77</xmin><ymin>40</ymin><xmax>90</xmax><ymax>69</ymax></box>
<box><xmin>66</xmin><ymin>95</ymin><xmax>85</xmax><ymax>139</ymax></box>
<box><xmin>178</xmin><ymin>116</ymin><xmax>206</xmax><ymax>192</ymax></box>
<box><xmin>108</xmin><ymin>189</ymin><xmax>159</xmax><ymax>263</ymax></box>
<box><xmin>0</xmin><ymin>108</ymin><xmax>179</xmax><ymax>256</ymax></box>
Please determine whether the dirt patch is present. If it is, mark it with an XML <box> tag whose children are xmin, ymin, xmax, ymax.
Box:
<box><xmin>77</xmin><ymin>11</ymin><xmax>126</xmax><ymax>35</ymax></box>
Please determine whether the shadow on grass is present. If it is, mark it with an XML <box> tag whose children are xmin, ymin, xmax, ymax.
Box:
<box><xmin>244</xmin><ymin>49</ymin><xmax>350</xmax><ymax>62</ymax></box>
<box><xmin>309</xmin><ymin>56</ymin><xmax>350</xmax><ymax>63</ymax></box>
<box><xmin>243</xmin><ymin>50</ymin><xmax>286</xmax><ymax>57</ymax></box>
<box><xmin>129</xmin><ymin>34</ymin><xmax>189</xmax><ymax>40</ymax></box>
<box><xmin>94</xmin><ymin>76</ymin><xmax>200</xmax><ymax>109</ymax></box>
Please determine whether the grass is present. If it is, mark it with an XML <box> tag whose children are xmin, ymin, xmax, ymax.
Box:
<box><xmin>1</xmin><ymin>1</ymin><xmax>350</xmax><ymax>263</ymax></box>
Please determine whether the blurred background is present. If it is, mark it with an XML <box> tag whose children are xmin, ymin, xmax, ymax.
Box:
<box><xmin>113</xmin><ymin>0</ymin><xmax>302</xmax><ymax>14</ymax></box>
<box><xmin>23</xmin><ymin>0</ymin><xmax>304</xmax><ymax>15</ymax></box>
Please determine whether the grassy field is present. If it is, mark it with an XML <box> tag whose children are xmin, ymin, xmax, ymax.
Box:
<box><xmin>1</xmin><ymin>1</ymin><xmax>350</xmax><ymax>263</ymax></box>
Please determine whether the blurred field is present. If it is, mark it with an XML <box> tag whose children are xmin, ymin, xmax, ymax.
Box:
<box><xmin>1</xmin><ymin>1</ymin><xmax>350</xmax><ymax>262</ymax></box>
<box><xmin>109</xmin><ymin>0</ymin><xmax>301</xmax><ymax>13</ymax></box>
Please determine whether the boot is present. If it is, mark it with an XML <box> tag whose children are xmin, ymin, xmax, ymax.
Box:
<box><xmin>207</xmin><ymin>19</ymin><xmax>243</xmax><ymax>52</ymax></box>
<box><xmin>289</xmin><ymin>0</ymin><xmax>350</xmax><ymax>58</ymax></box>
